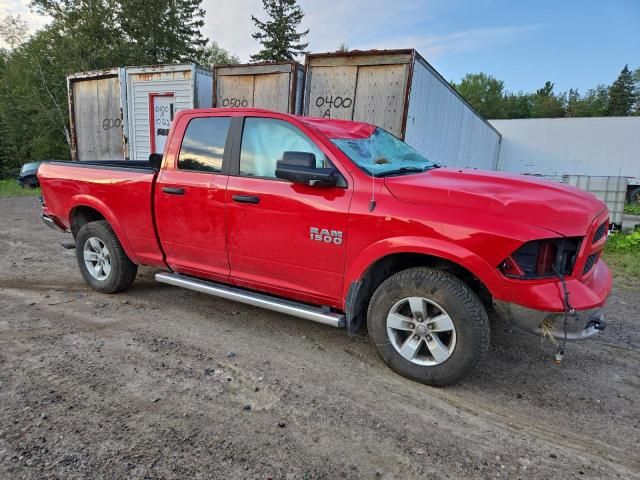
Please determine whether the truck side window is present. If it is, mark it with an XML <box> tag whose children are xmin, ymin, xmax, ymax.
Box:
<box><xmin>177</xmin><ymin>117</ymin><xmax>231</xmax><ymax>173</ymax></box>
<box><xmin>240</xmin><ymin>118</ymin><xmax>325</xmax><ymax>178</ymax></box>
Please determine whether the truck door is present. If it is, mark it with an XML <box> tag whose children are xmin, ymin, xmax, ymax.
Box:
<box><xmin>225</xmin><ymin>117</ymin><xmax>352</xmax><ymax>306</ymax></box>
<box><xmin>155</xmin><ymin>114</ymin><xmax>232</xmax><ymax>281</ymax></box>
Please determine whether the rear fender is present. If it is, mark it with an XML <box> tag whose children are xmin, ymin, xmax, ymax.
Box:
<box><xmin>65</xmin><ymin>195</ymin><xmax>139</xmax><ymax>264</ymax></box>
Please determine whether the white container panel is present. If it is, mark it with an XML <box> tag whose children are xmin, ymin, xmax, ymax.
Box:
<box><xmin>404</xmin><ymin>58</ymin><xmax>500</xmax><ymax>170</ymax></box>
<box><xmin>490</xmin><ymin>117</ymin><xmax>640</xmax><ymax>187</ymax></box>
<box><xmin>127</xmin><ymin>66</ymin><xmax>196</xmax><ymax>160</ymax></box>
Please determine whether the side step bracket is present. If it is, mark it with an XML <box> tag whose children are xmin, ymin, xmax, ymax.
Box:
<box><xmin>155</xmin><ymin>272</ymin><xmax>345</xmax><ymax>328</ymax></box>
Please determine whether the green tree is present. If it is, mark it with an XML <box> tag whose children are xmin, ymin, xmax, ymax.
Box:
<box><xmin>118</xmin><ymin>0</ymin><xmax>207</xmax><ymax>64</ymax></box>
<box><xmin>194</xmin><ymin>40</ymin><xmax>239</xmax><ymax>67</ymax></box>
<box><xmin>607</xmin><ymin>65</ymin><xmax>636</xmax><ymax>116</ymax></box>
<box><xmin>452</xmin><ymin>73</ymin><xmax>505</xmax><ymax>119</ymax></box>
<box><xmin>530</xmin><ymin>81</ymin><xmax>565</xmax><ymax>118</ymax></box>
<box><xmin>0</xmin><ymin>0</ymin><xmax>214</xmax><ymax>177</ymax></box>
<box><xmin>565</xmin><ymin>85</ymin><xmax>609</xmax><ymax>117</ymax></box>
<box><xmin>502</xmin><ymin>91</ymin><xmax>532</xmax><ymax>118</ymax></box>
<box><xmin>250</xmin><ymin>0</ymin><xmax>309</xmax><ymax>62</ymax></box>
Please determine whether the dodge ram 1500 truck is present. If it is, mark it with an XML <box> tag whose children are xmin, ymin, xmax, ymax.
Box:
<box><xmin>38</xmin><ymin>108</ymin><xmax>612</xmax><ymax>386</ymax></box>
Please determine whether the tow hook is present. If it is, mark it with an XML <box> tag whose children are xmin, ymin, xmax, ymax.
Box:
<box><xmin>586</xmin><ymin>315</ymin><xmax>607</xmax><ymax>332</ymax></box>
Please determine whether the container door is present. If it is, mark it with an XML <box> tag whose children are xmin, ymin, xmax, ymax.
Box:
<box><xmin>149</xmin><ymin>93</ymin><xmax>175</xmax><ymax>155</ymax></box>
<box><xmin>353</xmin><ymin>64</ymin><xmax>409</xmax><ymax>137</ymax></box>
<box><xmin>72</xmin><ymin>76</ymin><xmax>125</xmax><ymax>160</ymax></box>
<box><xmin>253</xmin><ymin>73</ymin><xmax>291</xmax><ymax>112</ymax></box>
<box><xmin>306</xmin><ymin>66</ymin><xmax>357</xmax><ymax>120</ymax></box>
<box><xmin>217</xmin><ymin>75</ymin><xmax>254</xmax><ymax>108</ymax></box>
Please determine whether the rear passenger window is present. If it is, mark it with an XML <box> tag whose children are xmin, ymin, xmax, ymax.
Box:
<box><xmin>177</xmin><ymin>117</ymin><xmax>231</xmax><ymax>173</ymax></box>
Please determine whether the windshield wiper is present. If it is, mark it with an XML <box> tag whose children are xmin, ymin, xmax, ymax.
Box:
<box><xmin>376</xmin><ymin>166</ymin><xmax>427</xmax><ymax>177</ymax></box>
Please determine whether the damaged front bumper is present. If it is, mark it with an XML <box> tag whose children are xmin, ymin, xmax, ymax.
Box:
<box><xmin>493</xmin><ymin>300</ymin><xmax>607</xmax><ymax>340</ymax></box>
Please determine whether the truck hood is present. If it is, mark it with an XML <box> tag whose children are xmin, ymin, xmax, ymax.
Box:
<box><xmin>384</xmin><ymin>168</ymin><xmax>606</xmax><ymax>237</ymax></box>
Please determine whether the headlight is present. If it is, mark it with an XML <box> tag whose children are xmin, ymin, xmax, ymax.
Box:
<box><xmin>499</xmin><ymin>237</ymin><xmax>582</xmax><ymax>279</ymax></box>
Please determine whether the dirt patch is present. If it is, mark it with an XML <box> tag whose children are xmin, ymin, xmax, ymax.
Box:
<box><xmin>1</xmin><ymin>196</ymin><xmax>639</xmax><ymax>479</ymax></box>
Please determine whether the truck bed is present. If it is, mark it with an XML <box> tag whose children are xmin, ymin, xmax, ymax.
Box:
<box><xmin>38</xmin><ymin>160</ymin><xmax>165</xmax><ymax>267</ymax></box>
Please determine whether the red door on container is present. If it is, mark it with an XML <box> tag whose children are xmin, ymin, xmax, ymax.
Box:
<box><xmin>150</xmin><ymin>93</ymin><xmax>174</xmax><ymax>155</ymax></box>
<box><xmin>226</xmin><ymin>117</ymin><xmax>352</xmax><ymax>306</ymax></box>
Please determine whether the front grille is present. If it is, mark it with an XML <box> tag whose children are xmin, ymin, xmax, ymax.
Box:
<box><xmin>592</xmin><ymin>222</ymin><xmax>607</xmax><ymax>244</ymax></box>
<box><xmin>583</xmin><ymin>253</ymin><xmax>599</xmax><ymax>275</ymax></box>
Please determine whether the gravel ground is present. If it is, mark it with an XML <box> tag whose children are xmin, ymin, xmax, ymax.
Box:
<box><xmin>1</xmin><ymin>196</ymin><xmax>639</xmax><ymax>479</ymax></box>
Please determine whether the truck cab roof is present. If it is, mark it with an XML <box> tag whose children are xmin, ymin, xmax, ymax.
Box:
<box><xmin>176</xmin><ymin>108</ymin><xmax>377</xmax><ymax>140</ymax></box>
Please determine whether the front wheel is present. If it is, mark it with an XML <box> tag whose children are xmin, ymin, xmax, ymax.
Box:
<box><xmin>75</xmin><ymin>220</ymin><xmax>138</xmax><ymax>293</ymax></box>
<box><xmin>367</xmin><ymin>267</ymin><xmax>490</xmax><ymax>386</ymax></box>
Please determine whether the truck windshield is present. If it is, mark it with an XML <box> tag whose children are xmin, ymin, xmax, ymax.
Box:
<box><xmin>331</xmin><ymin>128</ymin><xmax>437</xmax><ymax>176</ymax></box>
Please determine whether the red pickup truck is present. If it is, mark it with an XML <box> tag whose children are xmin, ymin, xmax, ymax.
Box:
<box><xmin>38</xmin><ymin>108</ymin><xmax>611</xmax><ymax>386</ymax></box>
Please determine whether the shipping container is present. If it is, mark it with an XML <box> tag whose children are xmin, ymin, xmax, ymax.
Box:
<box><xmin>126</xmin><ymin>64</ymin><xmax>212</xmax><ymax>160</ymax></box>
<box><xmin>68</xmin><ymin>63</ymin><xmax>212</xmax><ymax>161</ymax></box>
<box><xmin>67</xmin><ymin>68</ymin><xmax>128</xmax><ymax>161</ymax></box>
<box><xmin>490</xmin><ymin>117</ymin><xmax>640</xmax><ymax>202</ymax></box>
<box><xmin>213</xmin><ymin>61</ymin><xmax>304</xmax><ymax>114</ymax></box>
<box><xmin>304</xmin><ymin>49</ymin><xmax>502</xmax><ymax>170</ymax></box>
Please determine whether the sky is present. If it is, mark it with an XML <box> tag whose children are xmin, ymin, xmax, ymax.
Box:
<box><xmin>2</xmin><ymin>0</ymin><xmax>639</xmax><ymax>93</ymax></box>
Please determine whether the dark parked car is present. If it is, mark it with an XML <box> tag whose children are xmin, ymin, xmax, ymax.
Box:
<box><xmin>17</xmin><ymin>161</ymin><xmax>43</xmax><ymax>188</ymax></box>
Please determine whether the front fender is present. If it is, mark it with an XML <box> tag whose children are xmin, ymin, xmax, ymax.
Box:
<box><xmin>65</xmin><ymin>195</ymin><xmax>140</xmax><ymax>264</ymax></box>
<box><xmin>342</xmin><ymin>236</ymin><xmax>510</xmax><ymax>308</ymax></box>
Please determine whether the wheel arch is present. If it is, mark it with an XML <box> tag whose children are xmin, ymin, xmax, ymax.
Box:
<box><xmin>343</xmin><ymin>237</ymin><xmax>509</xmax><ymax>334</ymax></box>
<box><xmin>66</xmin><ymin>196</ymin><xmax>139</xmax><ymax>264</ymax></box>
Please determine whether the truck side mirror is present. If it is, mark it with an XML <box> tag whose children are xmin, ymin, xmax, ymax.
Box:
<box><xmin>275</xmin><ymin>151</ymin><xmax>338</xmax><ymax>188</ymax></box>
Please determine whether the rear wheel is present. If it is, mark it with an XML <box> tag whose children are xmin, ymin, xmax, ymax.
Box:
<box><xmin>367</xmin><ymin>267</ymin><xmax>490</xmax><ymax>386</ymax></box>
<box><xmin>628</xmin><ymin>187</ymin><xmax>640</xmax><ymax>205</ymax></box>
<box><xmin>75</xmin><ymin>220</ymin><xmax>137</xmax><ymax>293</ymax></box>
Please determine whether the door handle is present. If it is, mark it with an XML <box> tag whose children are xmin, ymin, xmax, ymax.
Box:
<box><xmin>162</xmin><ymin>186</ymin><xmax>185</xmax><ymax>195</ymax></box>
<box><xmin>232</xmin><ymin>194</ymin><xmax>260</xmax><ymax>204</ymax></box>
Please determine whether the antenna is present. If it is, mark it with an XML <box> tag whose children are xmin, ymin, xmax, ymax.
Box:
<box><xmin>369</xmin><ymin>141</ymin><xmax>377</xmax><ymax>212</ymax></box>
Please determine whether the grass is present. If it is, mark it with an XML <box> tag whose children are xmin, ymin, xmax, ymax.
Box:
<box><xmin>603</xmin><ymin>230</ymin><xmax>640</xmax><ymax>288</ymax></box>
<box><xmin>0</xmin><ymin>179</ymin><xmax>41</xmax><ymax>198</ymax></box>
<box><xmin>624</xmin><ymin>203</ymin><xmax>640</xmax><ymax>216</ymax></box>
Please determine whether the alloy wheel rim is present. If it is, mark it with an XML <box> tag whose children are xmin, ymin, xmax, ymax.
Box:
<box><xmin>386</xmin><ymin>296</ymin><xmax>457</xmax><ymax>366</ymax></box>
<box><xmin>83</xmin><ymin>237</ymin><xmax>111</xmax><ymax>281</ymax></box>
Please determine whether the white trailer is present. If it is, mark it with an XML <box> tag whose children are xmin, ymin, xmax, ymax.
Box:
<box><xmin>490</xmin><ymin>117</ymin><xmax>640</xmax><ymax>203</ymax></box>
<box><xmin>68</xmin><ymin>63</ymin><xmax>212</xmax><ymax>161</ymax></box>
<box><xmin>304</xmin><ymin>49</ymin><xmax>502</xmax><ymax>170</ymax></box>
<box><xmin>125</xmin><ymin>64</ymin><xmax>212</xmax><ymax>160</ymax></box>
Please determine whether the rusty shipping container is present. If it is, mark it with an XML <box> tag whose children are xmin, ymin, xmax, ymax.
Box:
<box><xmin>213</xmin><ymin>61</ymin><xmax>304</xmax><ymax>114</ymax></box>
<box><xmin>67</xmin><ymin>68</ymin><xmax>128</xmax><ymax>161</ymax></box>
<box><xmin>68</xmin><ymin>64</ymin><xmax>212</xmax><ymax>161</ymax></box>
<box><xmin>304</xmin><ymin>49</ymin><xmax>501</xmax><ymax>170</ymax></box>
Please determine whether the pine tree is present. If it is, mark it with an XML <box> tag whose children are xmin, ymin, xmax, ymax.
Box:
<box><xmin>531</xmin><ymin>81</ymin><xmax>565</xmax><ymax>118</ymax></box>
<box><xmin>607</xmin><ymin>65</ymin><xmax>636</xmax><ymax>116</ymax></box>
<box><xmin>118</xmin><ymin>0</ymin><xmax>207</xmax><ymax>64</ymax></box>
<box><xmin>250</xmin><ymin>0</ymin><xmax>309</xmax><ymax>62</ymax></box>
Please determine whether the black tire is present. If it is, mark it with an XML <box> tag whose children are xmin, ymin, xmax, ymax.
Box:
<box><xmin>75</xmin><ymin>220</ymin><xmax>138</xmax><ymax>294</ymax></box>
<box><xmin>628</xmin><ymin>186</ymin><xmax>640</xmax><ymax>205</ymax></box>
<box><xmin>367</xmin><ymin>267</ymin><xmax>490</xmax><ymax>386</ymax></box>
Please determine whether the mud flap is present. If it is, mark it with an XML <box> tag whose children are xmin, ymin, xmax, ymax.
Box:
<box><xmin>345</xmin><ymin>280</ymin><xmax>364</xmax><ymax>336</ymax></box>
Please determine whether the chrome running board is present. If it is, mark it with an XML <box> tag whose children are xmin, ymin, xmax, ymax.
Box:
<box><xmin>155</xmin><ymin>272</ymin><xmax>345</xmax><ymax>328</ymax></box>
